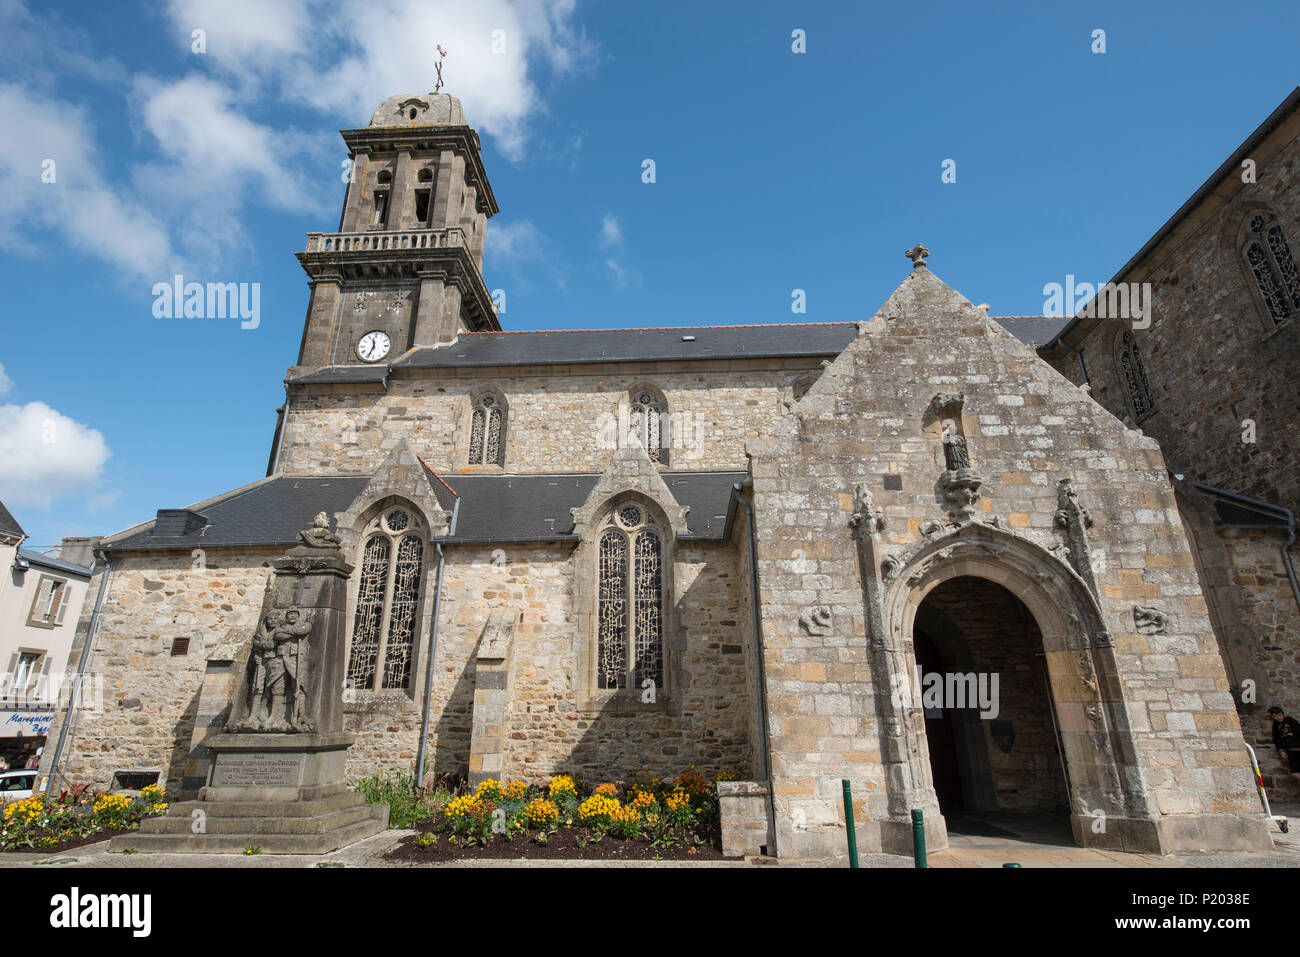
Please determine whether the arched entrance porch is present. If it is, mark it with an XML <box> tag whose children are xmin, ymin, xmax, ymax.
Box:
<box><xmin>880</xmin><ymin>522</ymin><xmax>1157</xmax><ymax>851</ymax></box>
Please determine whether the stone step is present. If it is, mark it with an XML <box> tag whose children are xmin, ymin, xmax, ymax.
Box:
<box><xmin>161</xmin><ymin>792</ymin><xmax>370</xmax><ymax>819</ymax></box>
<box><xmin>139</xmin><ymin>802</ymin><xmax>382</xmax><ymax>836</ymax></box>
<box><xmin>109</xmin><ymin>807</ymin><xmax>389</xmax><ymax>855</ymax></box>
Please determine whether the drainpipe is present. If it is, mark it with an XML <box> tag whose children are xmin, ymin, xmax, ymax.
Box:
<box><xmin>415</xmin><ymin>497</ymin><xmax>458</xmax><ymax>786</ymax></box>
<box><xmin>732</xmin><ymin>483</ymin><xmax>771</xmax><ymax>782</ymax></box>
<box><xmin>1047</xmin><ymin>335</ymin><xmax>1091</xmax><ymax>391</ymax></box>
<box><xmin>43</xmin><ymin>546</ymin><xmax>113</xmax><ymax>798</ymax></box>
<box><xmin>1189</xmin><ymin>481</ymin><xmax>1300</xmax><ymax>616</ymax></box>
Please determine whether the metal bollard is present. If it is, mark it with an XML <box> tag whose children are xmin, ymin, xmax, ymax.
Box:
<box><xmin>911</xmin><ymin>809</ymin><xmax>927</xmax><ymax>868</ymax></box>
<box><xmin>842</xmin><ymin>779</ymin><xmax>858</xmax><ymax>868</ymax></box>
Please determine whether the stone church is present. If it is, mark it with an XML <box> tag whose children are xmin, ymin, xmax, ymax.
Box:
<box><xmin>41</xmin><ymin>91</ymin><xmax>1275</xmax><ymax>859</ymax></box>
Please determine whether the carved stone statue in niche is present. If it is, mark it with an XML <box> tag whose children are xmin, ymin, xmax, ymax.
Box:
<box><xmin>941</xmin><ymin>430</ymin><xmax>971</xmax><ymax>471</ymax></box>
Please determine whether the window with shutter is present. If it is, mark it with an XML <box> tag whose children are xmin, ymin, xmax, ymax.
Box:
<box><xmin>26</xmin><ymin>575</ymin><xmax>68</xmax><ymax>629</ymax></box>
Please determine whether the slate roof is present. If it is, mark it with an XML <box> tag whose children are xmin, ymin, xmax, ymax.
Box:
<box><xmin>104</xmin><ymin>471</ymin><xmax>747</xmax><ymax>551</ymax></box>
<box><xmin>0</xmin><ymin>500</ymin><xmax>24</xmax><ymax>541</ymax></box>
<box><xmin>108</xmin><ymin>476</ymin><xmax>370</xmax><ymax>551</ymax></box>
<box><xmin>289</xmin><ymin>318</ymin><xmax>1066</xmax><ymax>384</ymax></box>
<box><xmin>290</xmin><ymin>366</ymin><xmax>390</xmax><ymax>386</ymax></box>
<box><xmin>18</xmin><ymin>548</ymin><xmax>91</xmax><ymax>578</ymax></box>
<box><xmin>439</xmin><ymin>471</ymin><xmax>746</xmax><ymax>543</ymax></box>
<box><xmin>993</xmin><ymin>315</ymin><xmax>1070</xmax><ymax>346</ymax></box>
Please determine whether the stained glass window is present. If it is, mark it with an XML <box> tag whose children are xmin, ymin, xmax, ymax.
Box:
<box><xmin>629</xmin><ymin>391</ymin><xmax>665</xmax><ymax>462</ymax></box>
<box><xmin>596</xmin><ymin>506</ymin><xmax>664</xmax><ymax>692</ymax></box>
<box><xmin>348</xmin><ymin>507</ymin><xmax>426</xmax><ymax>693</ymax></box>
<box><xmin>468</xmin><ymin>394</ymin><xmax>505</xmax><ymax>465</ymax></box>
<box><xmin>1117</xmin><ymin>330</ymin><xmax>1156</xmax><ymax>423</ymax></box>
<box><xmin>1241</xmin><ymin>211</ymin><xmax>1299</xmax><ymax>325</ymax></box>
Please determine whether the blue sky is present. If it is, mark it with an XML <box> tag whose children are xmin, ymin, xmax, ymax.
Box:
<box><xmin>1</xmin><ymin>0</ymin><xmax>1296</xmax><ymax>551</ymax></box>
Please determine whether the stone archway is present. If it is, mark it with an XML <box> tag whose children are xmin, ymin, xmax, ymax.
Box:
<box><xmin>914</xmin><ymin>576</ymin><xmax>1071</xmax><ymax>840</ymax></box>
<box><xmin>878</xmin><ymin>522</ymin><xmax>1158</xmax><ymax>851</ymax></box>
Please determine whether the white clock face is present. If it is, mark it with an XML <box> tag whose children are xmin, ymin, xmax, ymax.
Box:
<box><xmin>357</xmin><ymin>330</ymin><xmax>391</xmax><ymax>362</ymax></box>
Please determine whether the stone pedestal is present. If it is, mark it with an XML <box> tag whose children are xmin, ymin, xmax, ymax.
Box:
<box><xmin>115</xmin><ymin>732</ymin><xmax>388</xmax><ymax>854</ymax></box>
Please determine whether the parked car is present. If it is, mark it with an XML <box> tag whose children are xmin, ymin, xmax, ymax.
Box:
<box><xmin>0</xmin><ymin>770</ymin><xmax>36</xmax><ymax>802</ymax></box>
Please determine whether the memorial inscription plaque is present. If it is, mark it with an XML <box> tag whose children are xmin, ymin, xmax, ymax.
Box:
<box><xmin>211</xmin><ymin>753</ymin><xmax>305</xmax><ymax>788</ymax></box>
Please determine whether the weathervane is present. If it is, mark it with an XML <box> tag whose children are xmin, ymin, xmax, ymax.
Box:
<box><xmin>434</xmin><ymin>44</ymin><xmax>447</xmax><ymax>94</ymax></box>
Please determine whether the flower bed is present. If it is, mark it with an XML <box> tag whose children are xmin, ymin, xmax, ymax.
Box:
<box><xmin>1</xmin><ymin>783</ymin><xmax>169</xmax><ymax>853</ymax></box>
<box><xmin>387</xmin><ymin>769</ymin><xmax>739</xmax><ymax>862</ymax></box>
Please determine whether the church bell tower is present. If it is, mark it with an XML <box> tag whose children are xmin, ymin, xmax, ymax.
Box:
<box><xmin>292</xmin><ymin>93</ymin><xmax>500</xmax><ymax>373</ymax></box>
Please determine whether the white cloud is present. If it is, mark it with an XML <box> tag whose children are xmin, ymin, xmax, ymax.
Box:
<box><xmin>131</xmin><ymin>74</ymin><xmax>328</xmax><ymax>264</ymax></box>
<box><xmin>0</xmin><ymin>401</ymin><xmax>111</xmax><ymax>509</ymax></box>
<box><xmin>598</xmin><ymin>213</ymin><xmax>622</xmax><ymax>248</ymax></box>
<box><xmin>605</xmin><ymin>257</ymin><xmax>633</xmax><ymax>291</ymax></box>
<box><xmin>164</xmin><ymin>0</ymin><xmax>597</xmax><ymax>161</ymax></box>
<box><xmin>486</xmin><ymin>219</ymin><xmax>544</xmax><ymax>262</ymax></box>
<box><xmin>0</xmin><ymin>83</ymin><xmax>177</xmax><ymax>280</ymax></box>
<box><xmin>0</xmin><ymin>364</ymin><xmax>11</xmax><ymax>397</ymax></box>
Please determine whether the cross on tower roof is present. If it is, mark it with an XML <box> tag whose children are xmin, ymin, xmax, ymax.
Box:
<box><xmin>434</xmin><ymin>44</ymin><xmax>447</xmax><ymax>94</ymax></box>
<box><xmin>905</xmin><ymin>243</ymin><xmax>930</xmax><ymax>269</ymax></box>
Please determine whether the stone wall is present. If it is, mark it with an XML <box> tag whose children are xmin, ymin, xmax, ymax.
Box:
<box><xmin>277</xmin><ymin>362</ymin><xmax>821</xmax><ymax>476</ymax></box>
<box><xmin>48</xmin><ymin>535</ymin><xmax>755</xmax><ymax>792</ymax></box>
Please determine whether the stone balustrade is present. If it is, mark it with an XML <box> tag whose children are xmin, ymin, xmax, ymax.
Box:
<box><xmin>304</xmin><ymin>227</ymin><xmax>467</xmax><ymax>253</ymax></box>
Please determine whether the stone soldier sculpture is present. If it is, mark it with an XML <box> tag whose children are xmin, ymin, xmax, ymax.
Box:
<box><xmin>244</xmin><ymin>609</ymin><xmax>284</xmax><ymax>729</ymax></box>
<box><xmin>265</xmin><ymin>607</ymin><xmax>315</xmax><ymax>731</ymax></box>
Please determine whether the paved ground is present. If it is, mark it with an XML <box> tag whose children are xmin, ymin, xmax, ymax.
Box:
<box><xmin>3</xmin><ymin>804</ymin><xmax>1297</xmax><ymax>868</ymax></box>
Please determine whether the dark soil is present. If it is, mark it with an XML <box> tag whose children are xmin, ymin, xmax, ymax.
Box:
<box><xmin>3</xmin><ymin>826</ymin><xmax>138</xmax><ymax>855</ymax></box>
<box><xmin>387</xmin><ymin>824</ymin><xmax>737</xmax><ymax>862</ymax></box>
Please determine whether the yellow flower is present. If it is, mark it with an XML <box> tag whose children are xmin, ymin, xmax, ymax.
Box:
<box><xmin>548</xmin><ymin>775</ymin><xmax>577</xmax><ymax>800</ymax></box>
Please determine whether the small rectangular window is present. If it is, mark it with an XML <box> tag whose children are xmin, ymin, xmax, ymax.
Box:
<box><xmin>13</xmin><ymin>652</ymin><xmax>41</xmax><ymax>691</ymax></box>
<box><xmin>171</xmin><ymin>636</ymin><xmax>190</xmax><ymax>657</ymax></box>
<box><xmin>374</xmin><ymin>191</ymin><xmax>389</xmax><ymax>226</ymax></box>
<box><xmin>414</xmin><ymin>190</ymin><xmax>430</xmax><ymax>224</ymax></box>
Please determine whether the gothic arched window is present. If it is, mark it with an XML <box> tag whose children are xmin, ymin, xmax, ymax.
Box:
<box><xmin>596</xmin><ymin>504</ymin><xmax>664</xmax><ymax>691</ymax></box>
<box><xmin>1239</xmin><ymin>210</ymin><xmax>1300</xmax><ymax>325</ymax></box>
<box><xmin>1116</xmin><ymin>329</ymin><xmax>1156</xmax><ymax>423</ymax></box>
<box><xmin>468</xmin><ymin>393</ymin><xmax>505</xmax><ymax>466</ymax></box>
<box><xmin>628</xmin><ymin>389</ymin><xmax>666</xmax><ymax>463</ymax></box>
<box><xmin>348</xmin><ymin>506</ymin><xmax>425</xmax><ymax>692</ymax></box>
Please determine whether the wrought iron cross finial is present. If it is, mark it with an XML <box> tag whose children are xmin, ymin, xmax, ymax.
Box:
<box><xmin>434</xmin><ymin>45</ymin><xmax>447</xmax><ymax>94</ymax></box>
<box><xmin>905</xmin><ymin>243</ymin><xmax>930</xmax><ymax>269</ymax></box>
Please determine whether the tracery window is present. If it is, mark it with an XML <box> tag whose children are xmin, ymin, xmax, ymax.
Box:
<box><xmin>349</xmin><ymin>507</ymin><xmax>425</xmax><ymax>692</ymax></box>
<box><xmin>468</xmin><ymin>394</ymin><xmax>504</xmax><ymax>466</ymax></box>
<box><xmin>628</xmin><ymin>390</ymin><xmax>666</xmax><ymax>462</ymax></box>
<box><xmin>596</xmin><ymin>504</ymin><xmax>664</xmax><ymax>692</ymax></box>
<box><xmin>1240</xmin><ymin>210</ymin><xmax>1300</xmax><ymax>325</ymax></box>
<box><xmin>1116</xmin><ymin>329</ymin><xmax>1156</xmax><ymax>423</ymax></box>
